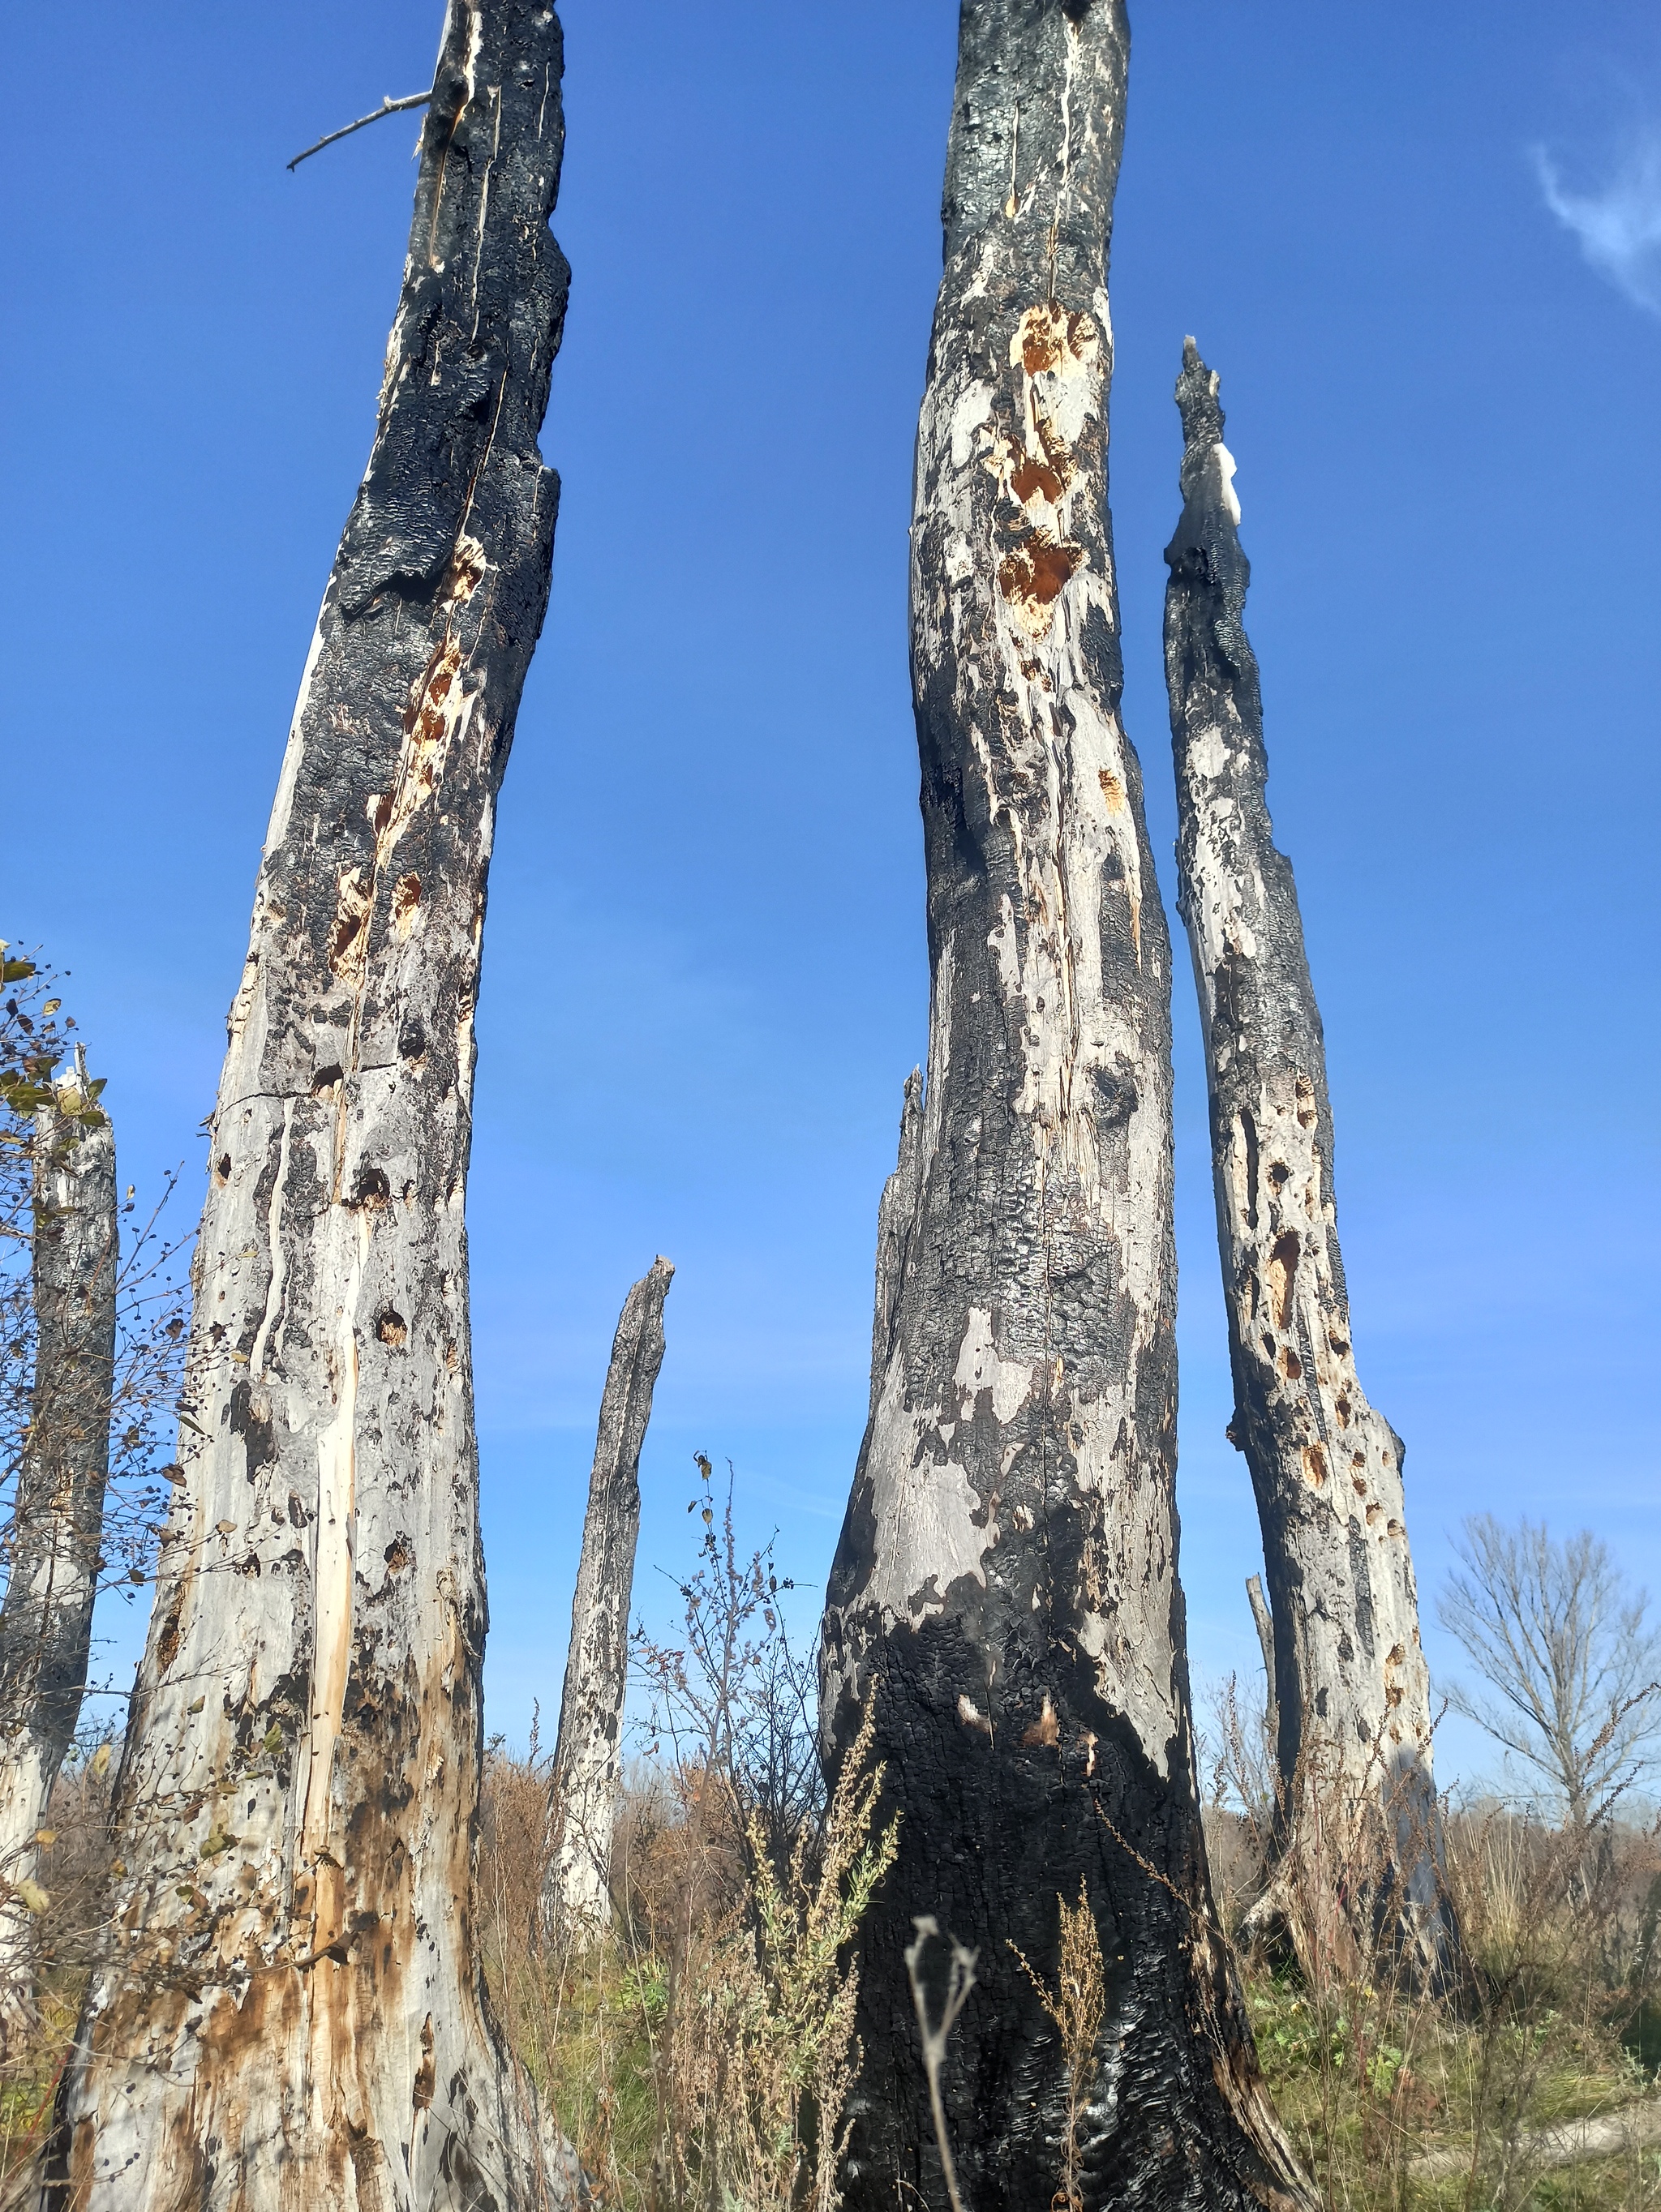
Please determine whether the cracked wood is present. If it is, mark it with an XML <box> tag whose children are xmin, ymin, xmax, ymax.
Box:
<box><xmin>820</xmin><ymin>11</ymin><xmax>1315</xmax><ymax>2210</ymax></box>
<box><xmin>48</xmin><ymin>7</ymin><xmax>577</xmax><ymax>2206</ymax></box>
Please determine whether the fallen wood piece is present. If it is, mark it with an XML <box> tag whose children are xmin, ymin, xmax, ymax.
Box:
<box><xmin>1409</xmin><ymin>2098</ymin><xmax>1661</xmax><ymax>2183</ymax></box>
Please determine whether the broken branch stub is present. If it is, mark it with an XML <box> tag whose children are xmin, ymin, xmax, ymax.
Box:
<box><xmin>48</xmin><ymin>6</ymin><xmax>577</xmax><ymax>2206</ymax></box>
<box><xmin>1163</xmin><ymin>338</ymin><xmax>1454</xmax><ymax>1984</ymax></box>
<box><xmin>541</xmin><ymin>1256</ymin><xmax>672</xmax><ymax>1946</ymax></box>
<box><xmin>820</xmin><ymin>8</ymin><xmax>1316</xmax><ymax>2208</ymax></box>
<box><xmin>286</xmin><ymin>92</ymin><xmax>433</xmax><ymax>174</ymax></box>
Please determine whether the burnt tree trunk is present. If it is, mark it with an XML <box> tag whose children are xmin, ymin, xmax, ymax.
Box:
<box><xmin>541</xmin><ymin>1257</ymin><xmax>672</xmax><ymax>1945</ymax></box>
<box><xmin>820</xmin><ymin>12</ymin><xmax>1314</xmax><ymax>2210</ymax></box>
<box><xmin>0</xmin><ymin>1074</ymin><xmax>116</xmax><ymax>2034</ymax></box>
<box><xmin>48</xmin><ymin>7</ymin><xmax>576</xmax><ymax>2206</ymax></box>
<box><xmin>1163</xmin><ymin>341</ymin><xmax>1450</xmax><ymax>1980</ymax></box>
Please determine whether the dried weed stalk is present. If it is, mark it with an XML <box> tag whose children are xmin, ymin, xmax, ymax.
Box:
<box><xmin>904</xmin><ymin>1917</ymin><xmax>978</xmax><ymax>2212</ymax></box>
<box><xmin>1009</xmin><ymin>1878</ymin><xmax>1106</xmax><ymax>2212</ymax></box>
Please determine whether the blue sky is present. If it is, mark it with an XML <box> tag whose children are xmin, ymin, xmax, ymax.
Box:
<box><xmin>4</xmin><ymin>4</ymin><xmax>1657</xmax><ymax>1790</ymax></box>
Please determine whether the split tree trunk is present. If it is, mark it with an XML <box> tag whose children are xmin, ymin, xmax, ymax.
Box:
<box><xmin>1162</xmin><ymin>340</ymin><xmax>1450</xmax><ymax>1982</ymax></box>
<box><xmin>0</xmin><ymin>1075</ymin><xmax>116</xmax><ymax>2037</ymax></box>
<box><xmin>48</xmin><ymin>8</ymin><xmax>574</xmax><ymax>2206</ymax></box>
<box><xmin>820</xmin><ymin>12</ymin><xmax>1314</xmax><ymax>2209</ymax></box>
<box><xmin>541</xmin><ymin>1257</ymin><xmax>672</xmax><ymax>1945</ymax></box>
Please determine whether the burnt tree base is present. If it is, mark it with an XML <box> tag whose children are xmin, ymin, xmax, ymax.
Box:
<box><xmin>832</xmin><ymin>1627</ymin><xmax>1303</xmax><ymax>2212</ymax></box>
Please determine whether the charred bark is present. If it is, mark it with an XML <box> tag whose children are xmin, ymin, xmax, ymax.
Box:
<box><xmin>541</xmin><ymin>1257</ymin><xmax>672</xmax><ymax>1945</ymax></box>
<box><xmin>48</xmin><ymin>7</ymin><xmax>576</xmax><ymax>2206</ymax></box>
<box><xmin>1163</xmin><ymin>341</ymin><xmax>1450</xmax><ymax>1979</ymax></box>
<box><xmin>821</xmin><ymin>13</ymin><xmax>1313</xmax><ymax>2210</ymax></box>
<box><xmin>0</xmin><ymin>1075</ymin><xmax>116</xmax><ymax>2032</ymax></box>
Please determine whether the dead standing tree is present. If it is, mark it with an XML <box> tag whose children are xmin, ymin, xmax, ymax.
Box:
<box><xmin>821</xmin><ymin>10</ymin><xmax>1313</xmax><ymax>2209</ymax></box>
<box><xmin>0</xmin><ymin>1066</ymin><xmax>116</xmax><ymax>2038</ymax></box>
<box><xmin>48</xmin><ymin>6</ymin><xmax>576</xmax><ymax>2205</ymax></box>
<box><xmin>540</xmin><ymin>1257</ymin><xmax>672</xmax><ymax>1945</ymax></box>
<box><xmin>1162</xmin><ymin>341</ymin><xmax>1451</xmax><ymax>1980</ymax></box>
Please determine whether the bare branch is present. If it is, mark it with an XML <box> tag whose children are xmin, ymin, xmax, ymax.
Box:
<box><xmin>287</xmin><ymin>92</ymin><xmax>431</xmax><ymax>174</ymax></box>
<box><xmin>1439</xmin><ymin>1513</ymin><xmax>1661</xmax><ymax>1823</ymax></box>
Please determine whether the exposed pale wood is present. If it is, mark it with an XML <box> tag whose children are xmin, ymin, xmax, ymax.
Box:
<box><xmin>47</xmin><ymin>6</ymin><xmax>576</xmax><ymax>2205</ymax></box>
<box><xmin>1247</xmin><ymin>1572</ymin><xmax>1278</xmax><ymax>1734</ymax></box>
<box><xmin>821</xmin><ymin>11</ymin><xmax>1317</xmax><ymax>2207</ymax></box>
<box><xmin>1163</xmin><ymin>338</ymin><xmax>1451</xmax><ymax>1980</ymax></box>
<box><xmin>0</xmin><ymin>1076</ymin><xmax>115</xmax><ymax>2040</ymax></box>
<box><xmin>541</xmin><ymin>1258</ymin><xmax>672</xmax><ymax>1944</ymax></box>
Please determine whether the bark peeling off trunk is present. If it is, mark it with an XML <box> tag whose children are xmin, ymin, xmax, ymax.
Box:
<box><xmin>821</xmin><ymin>11</ymin><xmax>1313</xmax><ymax>2210</ymax></box>
<box><xmin>49</xmin><ymin>7</ymin><xmax>575</xmax><ymax>2206</ymax></box>
<box><xmin>0</xmin><ymin>1088</ymin><xmax>116</xmax><ymax>2025</ymax></box>
<box><xmin>542</xmin><ymin>1257</ymin><xmax>672</xmax><ymax>1944</ymax></box>
<box><xmin>1162</xmin><ymin>341</ymin><xmax>1447</xmax><ymax>1971</ymax></box>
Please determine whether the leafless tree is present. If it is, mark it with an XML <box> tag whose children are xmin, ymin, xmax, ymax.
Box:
<box><xmin>1162</xmin><ymin>342</ymin><xmax>1452</xmax><ymax>1986</ymax></box>
<box><xmin>635</xmin><ymin>1455</ymin><xmax>821</xmax><ymax>1886</ymax></box>
<box><xmin>819</xmin><ymin>8</ymin><xmax>1315</xmax><ymax>2205</ymax></box>
<box><xmin>542</xmin><ymin>1258</ymin><xmax>672</xmax><ymax>1945</ymax></box>
<box><xmin>46</xmin><ymin>5</ymin><xmax>577</xmax><ymax>2201</ymax></box>
<box><xmin>0</xmin><ymin>953</ymin><xmax>185</xmax><ymax>2043</ymax></box>
<box><xmin>1437</xmin><ymin>1513</ymin><xmax>1661</xmax><ymax>1827</ymax></box>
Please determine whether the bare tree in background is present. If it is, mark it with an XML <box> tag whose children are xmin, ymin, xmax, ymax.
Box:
<box><xmin>542</xmin><ymin>1257</ymin><xmax>672</xmax><ymax>1945</ymax></box>
<box><xmin>1161</xmin><ymin>341</ymin><xmax>1451</xmax><ymax>1983</ymax></box>
<box><xmin>0</xmin><ymin>1052</ymin><xmax>114</xmax><ymax>2043</ymax></box>
<box><xmin>1439</xmin><ymin>1514</ymin><xmax>1661</xmax><ymax>1828</ymax></box>
<box><xmin>637</xmin><ymin>1454</ymin><xmax>821</xmax><ymax>1884</ymax></box>
<box><xmin>0</xmin><ymin>955</ymin><xmax>184</xmax><ymax>2047</ymax></box>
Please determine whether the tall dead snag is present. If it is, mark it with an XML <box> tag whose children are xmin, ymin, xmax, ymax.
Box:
<box><xmin>1163</xmin><ymin>340</ymin><xmax>1450</xmax><ymax>1981</ymax></box>
<box><xmin>821</xmin><ymin>11</ymin><xmax>1313</xmax><ymax>2208</ymax></box>
<box><xmin>49</xmin><ymin>7</ymin><xmax>575</xmax><ymax>2205</ymax></box>
<box><xmin>0</xmin><ymin>1070</ymin><xmax>116</xmax><ymax>2037</ymax></box>
<box><xmin>541</xmin><ymin>1257</ymin><xmax>672</xmax><ymax>1944</ymax></box>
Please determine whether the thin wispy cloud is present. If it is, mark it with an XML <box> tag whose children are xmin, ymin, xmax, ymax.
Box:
<box><xmin>1534</xmin><ymin>131</ymin><xmax>1661</xmax><ymax>318</ymax></box>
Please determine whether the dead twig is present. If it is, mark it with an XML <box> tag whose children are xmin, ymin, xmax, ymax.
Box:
<box><xmin>904</xmin><ymin>1915</ymin><xmax>977</xmax><ymax>2212</ymax></box>
<box><xmin>287</xmin><ymin>92</ymin><xmax>431</xmax><ymax>174</ymax></box>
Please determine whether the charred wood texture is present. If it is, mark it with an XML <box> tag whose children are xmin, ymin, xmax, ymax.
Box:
<box><xmin>542</xmin><ymin>1257</ymin><xmax>672</xmax><ymax>1944</ymax></box>
<box><xmin>821</xmin><ymin>11</ymin><xmax>1313</xmax><ymax>2210</ymax></box>
<box><xmin>49</xmin><ymin>6</ymin><xmax>575</xmax><ymax>2206</ymax></box>
<box><xmin>0</xmin><ymin>1080</ymin><xmax>115</xmax><ymax>2028</ymax></box>
<box><xmin>1163</xmin><ymin>341</ymin><xmax>1449</xmax><ymax>1978</ymax></box>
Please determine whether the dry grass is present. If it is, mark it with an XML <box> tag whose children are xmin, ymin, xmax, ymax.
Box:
<box><xmin>5</xmin><ymin>1652</ymin><xmax>1659</xmax><ymax>2210</ymax></box>
<box><xmin>1200</xmin><ymin>1674</ymin><xmax>1661</xmax><ymax>2212</ymax></box>
<box><xmin>1010</xmin><ymin>1877</ymin><xmax>1106</xmax><ymax>2212</ymax></box>
<box><xmin>477</xmin><ymin>1696</ymin><xmax>894</xmax><ymax>2212</ymax></box>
